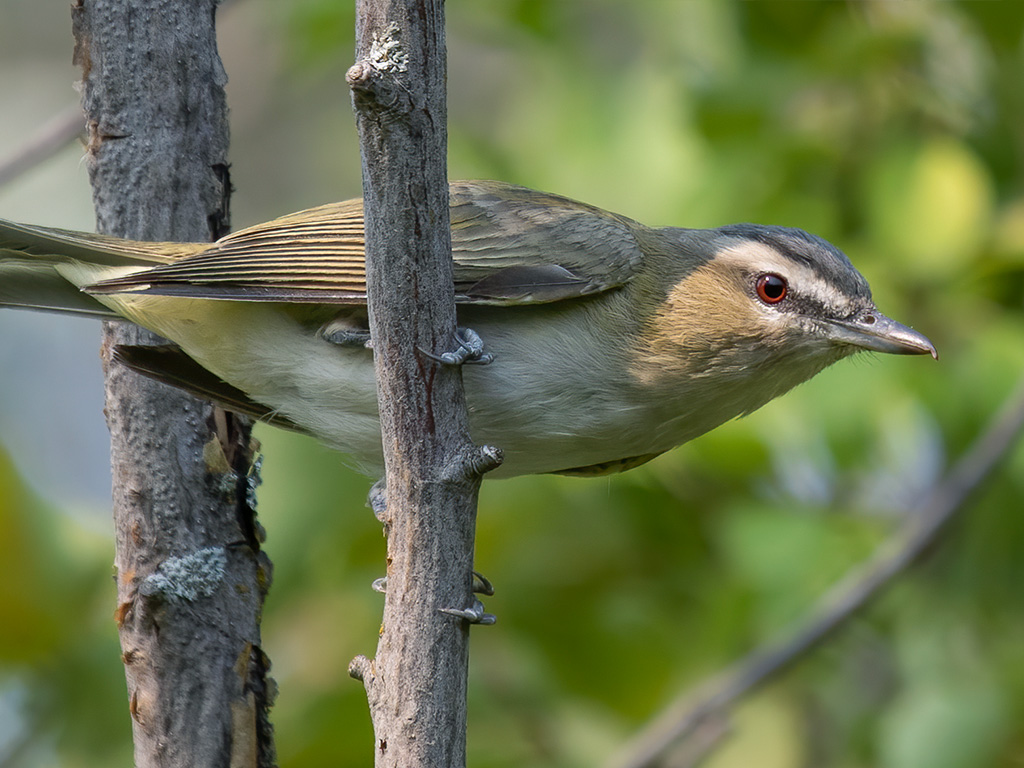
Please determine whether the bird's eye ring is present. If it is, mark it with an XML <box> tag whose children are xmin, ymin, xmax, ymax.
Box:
<box><xmin>756</xmin><ymin>273</ymin><xmax>788</xmax><ymax>304</ymax></box>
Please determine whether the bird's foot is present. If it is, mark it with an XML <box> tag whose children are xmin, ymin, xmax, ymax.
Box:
<box><xmin>371</xmin><ymin>570</ymin><xmax>493</xmax><ymax>596</ymax></box>
<box><xmin>319</xmin><ymin>316</ymin><xmax>373</xmax><ymax>349</ymax></box>
<box><xmin>440</xmin><ymin>599</ymin><xmax>496</xmax><ymax>625</ymax></box>
<box><xmin>421</xmin><ymin>327</ymin><xmax>494</xmax><ymax>366</ymax></box>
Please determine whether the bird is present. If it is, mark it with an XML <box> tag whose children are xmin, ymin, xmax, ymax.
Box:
<box><xmin>0</xmin><ymin>180</ymin><xmax>935</xmax><ymax>478</ymax></box>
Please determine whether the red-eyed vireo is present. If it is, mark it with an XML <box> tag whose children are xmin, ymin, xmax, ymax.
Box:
<box><xmin>0</xmin><ymin>181</ymin><xmax>935</xmax><ymax>477</ymax></box>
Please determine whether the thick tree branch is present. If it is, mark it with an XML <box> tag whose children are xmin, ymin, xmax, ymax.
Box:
<box><xmin>72</xmin><ymin>1</ymin><xmax>274</xmax><ymax>766</ymax></box>
<box><xmin>346</xmin><ymin>2</ymin><xmax>501</xmax><ymax>766</ymax></box>
<box><xmin>608</xmin><ymin>374</ymin><xmax>1024</xmax><ymax>768</ymax></box>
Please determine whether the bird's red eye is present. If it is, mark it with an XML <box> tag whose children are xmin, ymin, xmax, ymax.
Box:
<box><xmin>756</xmin><ymin>273</ymin><xmax>788</xmax><ymax>304</ymax></box>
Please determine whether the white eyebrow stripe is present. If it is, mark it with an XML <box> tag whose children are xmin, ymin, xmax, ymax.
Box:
<box><xmin>715</xmin><ymin>240</ymin><xmax>861</xmax><ymax>315</ymax></box>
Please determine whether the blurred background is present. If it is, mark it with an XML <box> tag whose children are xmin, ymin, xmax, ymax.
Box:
<box><xmin>1</xmin><ymin>1</ymin><xmax>1023</xmax><ymax>766</ymax></box>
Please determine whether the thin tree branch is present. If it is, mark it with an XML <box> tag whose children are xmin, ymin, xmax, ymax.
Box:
<box><xmin>0</xmin><ymin>105</ymin><xmax>84</xmax><ymax>189</ymax></box>
<box><xmin>608</xmin><ymin>374</ymin><xmax>1024</xmax><ymax>768</ymax></box>
<box><xmin>346</xmin><ymin>2</ymin><xmax>500</xmax><ymax>766</ymax></box>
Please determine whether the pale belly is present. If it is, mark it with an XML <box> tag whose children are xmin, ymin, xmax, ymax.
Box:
<box><xmin>105</xmin><ymin>294</ymin><xmax>752</xmax><ymax>478</ymax></box>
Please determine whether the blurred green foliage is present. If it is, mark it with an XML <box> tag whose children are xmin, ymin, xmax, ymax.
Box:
<box><xmin>3</xmin><ymin>1</ymin><xmax>1024</xmax><ymax>766</ymax></box>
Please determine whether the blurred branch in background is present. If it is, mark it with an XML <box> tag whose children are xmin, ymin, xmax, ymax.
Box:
<box><xmin>0</xmin><ymin>0</ymin><xmax>247</xmax><ymax>193</ymax></box>
<box><xmin>609</xmin><ymin>374</ymin><xmax>1024</xmax><ymax>768</ymax></box>
<box><xmin>0</xmin><ymin>105</ymin><xmax>83</xmax><ymax>189</ymax></box>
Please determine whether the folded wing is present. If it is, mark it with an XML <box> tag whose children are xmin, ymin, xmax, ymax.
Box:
<box><xmin>87</xmin><ymin>181</ymin><xmax>647</xmax><ymax>306</ymax></box>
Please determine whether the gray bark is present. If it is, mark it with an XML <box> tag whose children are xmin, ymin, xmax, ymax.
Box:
<box><xmin>72</xmin><ymin>2</ymin><xmax>275</xmax><ymax>766</ymax></box>
<box><xmin>346</xmin><ymin>2</ymin><xmax>502</xmax><ymax>766</ymax></box>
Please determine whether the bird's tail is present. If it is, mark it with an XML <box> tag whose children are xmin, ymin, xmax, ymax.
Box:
<box><xmin>0</xmin><ymin>218</ymin><xmax>186</xmax><ymax>318</ymax></box>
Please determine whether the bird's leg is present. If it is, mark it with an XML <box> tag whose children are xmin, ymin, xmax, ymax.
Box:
<box><xmin>420</xmin><ymin>327</ymin><xmax>494</xmax><ymax>366</ymax></box>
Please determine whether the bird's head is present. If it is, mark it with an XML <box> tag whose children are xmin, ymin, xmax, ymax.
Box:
<box><xmin>631</xmin><ymin>224</ymin><xmax>935</xmax><ymax>420</ymax></box>
<box><xmin>710</xmin><ymin>223</ymin><xmax>935</xmax><ymax>358</ymax></box>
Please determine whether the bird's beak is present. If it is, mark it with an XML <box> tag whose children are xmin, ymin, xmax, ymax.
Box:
<box><xmin>827</xmin><ymin>309</ymin><xmax>938</xmax><ymax>359</ymax></box>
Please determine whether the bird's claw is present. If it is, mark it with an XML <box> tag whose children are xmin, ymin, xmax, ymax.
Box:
<box><xmin>372</xmin><ymin>572</ymin><xmax>493</xmax><ymax>597</ymax></box>
<box><xmin>372</xmin><ymin>576</ymin><xmax>498</xmax><ymax>622</ymax></box>
<box><xmin>472</xmin><ymin>570</ymin><xmax>495</xmax><ymax>596</ymax></box>
<box><xmin>421</xmin><ymin>327</ymin><xmax>494</xmax><ymax>366</ymax></box>
<box><xmin>367</xmin><ymin>479</ymin><xmax>387</xmax><ymax>522</ymax></box>
<box><xmin>319</xmin><ymin>320</ymin><xmax>373</xmax><ymax>349</ymax></box>
<box><xmin>439</xmin><ymin>599</ymin><xmax>496</xmax><ymax>625</ymax></box>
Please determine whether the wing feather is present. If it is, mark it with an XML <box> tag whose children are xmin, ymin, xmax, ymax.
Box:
<box><xmin>87</xmin><ymin>181</ymin><xmax>647</xmax><ymax>306</ymax></box>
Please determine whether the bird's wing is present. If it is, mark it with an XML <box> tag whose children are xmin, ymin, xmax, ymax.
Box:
<box><xmin>0</xmin><ymin>218</ymin><xmax>192</xmax><ymax>315</ymax></box>
<box><xmin>0</xmin><ymin>219</ymin><xmax>184</xmax><ymax>267</ymax></box>
<box><xmin>112</xmin><ymin>344</ymin><xmax>306</xmax><ymax>432</ymax></box>
<box><xmin>448</xmin><ymin>181</ymin><xmax>646</xmax><ymax>303</ymax></box>
<box><xmin>86</xmin><ymin>181</ymin><xmax>646</xmax><ymax>306</ymax></box>
<box><xmin>86</xmin><ymin>199</ymin><xmax>369</xmax><ymax>303</ymax></box>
